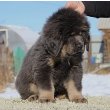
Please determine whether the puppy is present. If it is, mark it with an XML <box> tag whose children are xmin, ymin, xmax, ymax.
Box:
<box><xmin>16</xmin><ymin>8</ymin><xmax>90</xmax><ymax>103</ymax></box>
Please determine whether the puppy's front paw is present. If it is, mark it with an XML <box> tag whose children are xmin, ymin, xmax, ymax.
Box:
<box><xmin>73</xmin><ymin>97</ymin><xmax>88</xmax><ymax>103</ymax></box>
<box><xmin>69</xmin><ymin>97</ymin><xmax>88</xmax><ymax>103</ymax></box>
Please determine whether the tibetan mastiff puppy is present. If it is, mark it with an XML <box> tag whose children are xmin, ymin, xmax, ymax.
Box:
<box><xmin>16</xmin><ymin>8</ymin><xmax>90</xmax><ymax>103</ymax></box>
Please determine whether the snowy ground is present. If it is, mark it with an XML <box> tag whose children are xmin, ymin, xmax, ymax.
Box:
<box><xmin>82</xmin><ymin>74</ymin><xmax>110</xmax><ymax>96</ymax></box>
<box><xmin>0</xmin><ymin>74</ymin><xmax>110</xmax><ymax>99</ymax></box>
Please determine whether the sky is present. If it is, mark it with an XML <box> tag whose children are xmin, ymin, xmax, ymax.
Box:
<box><xmin>0</xmin><ymin>1</ymin><xmax>102</xmax><ymax>36</ymax></box>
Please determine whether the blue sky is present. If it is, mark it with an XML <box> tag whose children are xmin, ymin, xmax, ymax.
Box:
<box><xmin>0</xmin><ymin>1</ymin><xmax>102</xmax><ymax>36</ymax></box>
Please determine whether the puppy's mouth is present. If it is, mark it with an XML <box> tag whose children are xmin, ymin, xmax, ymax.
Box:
<box><xmin>74</xmin><ymin>45</ymin><xmax>85</xmax><ymax>55</ymax></box>
<box><xmin>74</xmin><ymin>51</ymin><xmax>83</xmax><ymax>55</ymax></box>
<box><xmin>67</xmin><ymin>51</ymin><xmax>83</xmax><ymax>57</ymax></box>
<box><xmin>66</xmin><ymin>48</ymin><xmax>84</xmax><ymax>57</ymax></box>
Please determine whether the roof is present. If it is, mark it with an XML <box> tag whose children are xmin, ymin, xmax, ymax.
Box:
<box><xmin>6</xmin><ymin>25</ymin><xmax>39</xmax><ymax>48</ymax></box>
<box><xmin>0</xmin><ymin>25</ymin><xmax>40</xmax><ymax>49</ymax></box>
<box><xmin>98</xmin><ymin>18</ymin><xmax>110</xmax><ymax>30</ymax></box>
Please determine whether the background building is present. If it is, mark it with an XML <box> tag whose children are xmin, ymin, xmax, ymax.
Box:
<box><xmin>0</xmin><ymin>25</ymin><xmax>39</xmax><ymax>91</ymax></box>
<box><xmin>98</xmin><ymin>18</ymin><xmax>110</xmax><ymax>63</ymax></box>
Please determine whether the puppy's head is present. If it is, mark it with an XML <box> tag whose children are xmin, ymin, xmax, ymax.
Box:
<box><xmin>43</xmin><ymin>8</ymin><xmax>90</xmax><ymax>57</ymax></box>
<box><xmin>66</xmin><ymin>29</ymin><xmax>90</xmax><ymax>56</ymax></box>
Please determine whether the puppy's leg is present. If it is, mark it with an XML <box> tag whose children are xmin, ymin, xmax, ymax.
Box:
<box><xmin>16</xmin><ymin>81</ymin><xmax>33</xmax><ymax>100</ymax></box>
<box><xmin>16</xmin><ymin>78</ymin><xmax>38</xmax><ymax>101</ymax></box>
<box><xmin>38</xmin><ymin>83</ymin><xmax>55</xmax><ymax>103</ymax></box>
<box><xmin>27</xmin><ymin>83</ymin><xmax>38</xmax><ymax>101</ymax></box>
<box><xmin>34</xmin><ymin>65</ymin><xmax>54</xmax><ymax>102</ymax></box>
<box><xmin>64</xmin><ymin>64</ymin><xmax>87</xmax><ymax>103</ymax></box>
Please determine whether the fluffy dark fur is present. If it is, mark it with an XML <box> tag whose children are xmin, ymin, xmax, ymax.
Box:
<box><xmin>16</xmin><ymin>8</ymin><xmax>90</xmax><ymax>103</ymax></box>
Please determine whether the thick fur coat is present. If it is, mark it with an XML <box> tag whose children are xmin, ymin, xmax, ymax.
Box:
<box><xmin>16</xmin><ymin>8</ymin><xmax>90</xmax><ymax>103</ymax></box>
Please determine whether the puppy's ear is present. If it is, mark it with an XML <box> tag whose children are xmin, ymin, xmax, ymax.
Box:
<box><xmin>86</xmin><ymin>34</ymin><xmax>90</xmax><ymax>52</ymax></box>
<box><xmin>86</xmin><ymin>43</ymin><xmax>89</xmax><ymax>51</ymax></box>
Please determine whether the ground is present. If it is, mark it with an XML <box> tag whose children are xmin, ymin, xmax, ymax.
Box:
<box><xmin>0</xmin><ymin>74</ymin><xmax>110</xmax><ymax>110</ymax></box>
<box><xmin>0</xmin><ymin>96</ymin><xmax>110</xmax><ymax>110</ymax></box>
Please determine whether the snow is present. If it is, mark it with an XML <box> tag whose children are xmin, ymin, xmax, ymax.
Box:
<box><xmin>0</xmin><ymin>74</ymin><xmax>110</xmax><ymax>99</ymax></box>
<box><xmin>0</xmin><ymin>83</ymin><xmax>20</xmax><ymax>99</ymax></box>
<box><xmin>82</xmin><ymin>74</ymin><xmax>110</xmax><ymax>96</ymax></box>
